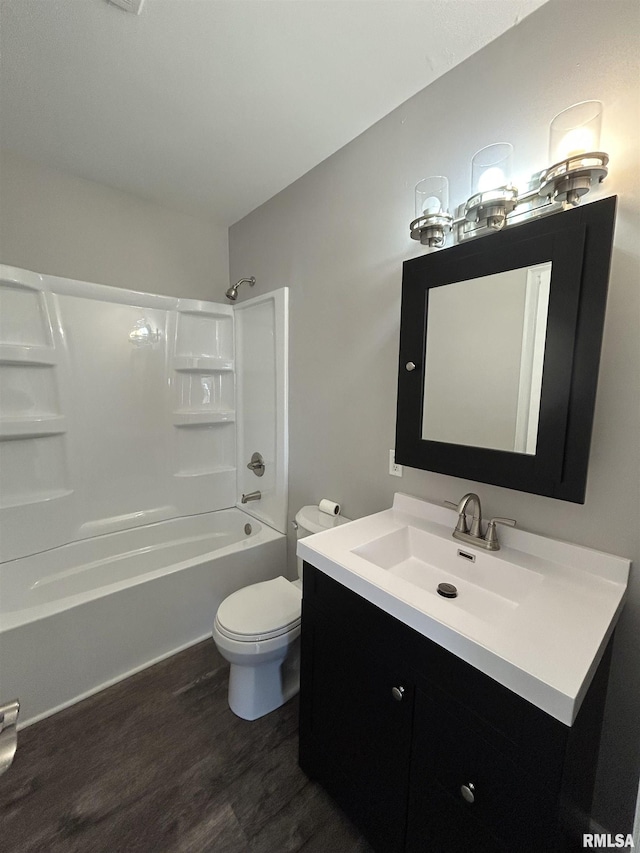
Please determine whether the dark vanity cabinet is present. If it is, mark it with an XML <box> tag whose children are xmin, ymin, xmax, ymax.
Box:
<box><xmin>299</xmin><ymin>563</ymin><xmax>612</xmax><ymax>853</ymax></box>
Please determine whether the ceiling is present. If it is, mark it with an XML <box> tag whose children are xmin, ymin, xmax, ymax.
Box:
<box><xmin>0</xmin><ymin>0</ymin><xmax>548</xmax><ymax>226</ymax></box>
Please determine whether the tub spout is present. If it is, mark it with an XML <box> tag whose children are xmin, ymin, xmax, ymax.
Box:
<box><xmin>241</xmin><ymin>491</ymin><xmax>261</xmax><ymax>504</ymax></box>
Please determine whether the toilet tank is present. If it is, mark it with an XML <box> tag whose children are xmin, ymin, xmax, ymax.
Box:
<box><xmin>295</xmin><ymin>505</ymin><xmax>350</xmax><ymax>578</ymax></box>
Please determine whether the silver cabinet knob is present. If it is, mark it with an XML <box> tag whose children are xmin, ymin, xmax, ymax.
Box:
<box><xmin>391</xmin><ymin>686</ymin><xmax>405</xmax><ymax>702</ymax></box>
<box><xmin>405</xmin><ymin>362</ymin><xmax>416</xmax><ymax>372</ymax></box>
<box><xmin>460</xmin><ymin>783</ymin><xmax>475</xmax><ymax>804</ymax></box>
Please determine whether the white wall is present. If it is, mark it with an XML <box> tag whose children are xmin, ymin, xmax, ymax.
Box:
<box><xmin>0</xmin><ymin>149</ymin><xmax>229</xmax><ymax>300</ymax></box>
<box><xmin>229</xmin><ymin>0</ymin><xmax>640</xmax><ymax>833</ymax></box>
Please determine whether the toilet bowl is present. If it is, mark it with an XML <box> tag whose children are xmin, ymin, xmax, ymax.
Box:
<box><xmin>213</xmin><ymin>505</ymin><xmax>349</xmax><ymax>720</ymax></box>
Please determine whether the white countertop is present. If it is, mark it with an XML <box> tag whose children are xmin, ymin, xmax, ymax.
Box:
<box><xmin>297</xmin><ymin>493</ymin><xmax>630</xmax><ymax>725</ymax></box>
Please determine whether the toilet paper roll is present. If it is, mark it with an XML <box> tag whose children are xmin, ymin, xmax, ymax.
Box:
<box><xmin>319</xmin><ymin>499</ymin><xmax>341</xmax><ymax>517</ymax></box>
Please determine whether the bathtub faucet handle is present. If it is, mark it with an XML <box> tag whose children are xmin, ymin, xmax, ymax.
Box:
<box><xmin>241</xmin><ymin>491</ymin><xmax>261</xmax><ymax>504</ymax></box>
<box><xmin>246</xmin><ymin>452</ymin><xmax>265</xmax><ymax>477</ymax></box>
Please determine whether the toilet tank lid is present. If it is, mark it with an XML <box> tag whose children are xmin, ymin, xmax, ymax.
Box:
<box><xmin>295</xmin><ymin>505</ymin><xmax>351</xmax><ymax>534</ymax></box>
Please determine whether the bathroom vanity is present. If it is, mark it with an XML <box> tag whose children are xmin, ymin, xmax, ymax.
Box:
<box><xmin>297</xmin><ymin>494</ymin><xmax>629</xmax><ymax>852</ymax></box>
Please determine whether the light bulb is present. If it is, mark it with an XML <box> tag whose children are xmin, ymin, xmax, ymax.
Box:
<box><xmin>549</xmin><ymin>101</ymin><xmax>602</xmax><ymax>164</ymax></box>
<box><xmin>415</xmin><ymin>176</ymin><xmax>449</xmax><ymax>219</ymax></box>
<box><xmin>477</xmin><ymin>167</ymin><xmax>507</xmax><ymax>193</ymax></box>
<box><xmin>471</xmin><ymin>144</ymin><xmax>513</xmax><ymax>195</ymax></box>
<box><xmin>411</xmin><ymin>176</ymin><xmax>452</xmax><ymax>248</ymax></box>
<box><xmin>422</xmin><ymin>195</ymin><xmax>442</xmax><ymax>215</ymax></box>
<box><xmin>557</xmin><ymin>127</ymin><xmax>595</xmax><ymax>160</ymax></box>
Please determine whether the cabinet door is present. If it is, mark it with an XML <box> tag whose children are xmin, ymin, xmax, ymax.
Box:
<box><xmin>407</xmin><ymin>688</ymin><xmax>562</xmax><ymax>853</ymax></box>
<box><xmin>406</xmin><ymin>782</ymin><xmax>506</xmax><ymax>853</ymax></box>
<box><xmin>300</xmin><ymin>604</ymin><xmax>414</xmax><ymax>853</ymax></box>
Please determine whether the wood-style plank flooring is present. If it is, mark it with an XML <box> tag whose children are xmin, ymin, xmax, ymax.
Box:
<box><xmin>0</xmin><ymin>641</ymin><xmax>372</xmax><ymax>853</ymax></box>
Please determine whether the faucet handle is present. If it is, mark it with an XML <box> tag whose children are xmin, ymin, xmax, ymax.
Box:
<box><xmin>444</xmin><ymin>499</ymin><xmax>469</xmax><ymax>534</ymax></box>
<box><xmin>484</xmin><ymin>517</ymin><xmax>516</xmax><ymax>550</ymax></box>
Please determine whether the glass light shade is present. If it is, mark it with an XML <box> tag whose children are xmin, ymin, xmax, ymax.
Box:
<box><xmin>415</xmin><ymin>176</ymin><xmax>449</xmax><ymax>219</ymax></box>
<box><xmin>549</xmin><ymin>101</ymin><xmax>603</xmax><ymax>163</ymax></box>
<box><xmin>471</xmin><ymin>143</ymin><xmax>513</xmax><ymax>194</ymax></box>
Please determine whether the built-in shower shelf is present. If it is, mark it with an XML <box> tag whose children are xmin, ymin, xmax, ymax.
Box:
<box><xmin>0</xmin><ymin>345</ymin><xmax>57</xmax><ymax>366</ymax></box>
<box><xmin>172</xmin><ymin>356</ymin><xmax>233</xmax><ymax>373</ymax></box>
<box><xmin>0</xmin><ymin>415</ymin><xmax>67</xmax><ymax>440</ymax></box>
<box><xmin>1</xmin><ymin>488</ymin><xmax>74</xmax><ymax>510</ymax></box>
<box><xmin>172</xmin><ymin>411</ymin><xmax>235</xmax><ymax>427</ymax></box>
<box><xmin>174</xmin><ymin>465</ymin><xmax>236</xmax><ymax>478</ymax></box>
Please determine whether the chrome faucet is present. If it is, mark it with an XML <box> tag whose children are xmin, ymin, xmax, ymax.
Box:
<box><xmin>0</xmin><ymin>699</ymin><xmax>20</xmax><ymax>777</ymax></box>
<box><xmin>241</xmin><ymin>490</ymin><xmax>261</xmax><ymax>504</ymax></box>
<box><xmin>457</xmin><ymin>492</ymin><xmax>483</xmax><ymax>537</ymax></box>
<box><xmin>445</xmin><ymin>493</ymin><xmax>516</xmax><ymax>551</ymax></box>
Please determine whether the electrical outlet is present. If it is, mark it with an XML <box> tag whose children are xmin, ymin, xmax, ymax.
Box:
<box><xmin>389</xmin><ymin>449</ymin><xmax>403</xmax><ymax>477</ymax></box>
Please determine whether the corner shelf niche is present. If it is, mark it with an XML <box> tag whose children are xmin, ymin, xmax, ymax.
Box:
<box><xmin>170</xmin><ymin>306</ymin><xmax>236</xmax><ymax>513</ymax></box>
<box><xmin>172</xmin><ymin>356</ymin><xmax>234</xmax><ymax>373</ymax></box>
<box><xmin>0</xmin><ymin>279</ymin><xmax>70</xmax><ymax>512</ymax></box>
<box><xmin>173</xmin><ymin>411</ymin><xmax>235</xmax><ymax>427</ymax></box>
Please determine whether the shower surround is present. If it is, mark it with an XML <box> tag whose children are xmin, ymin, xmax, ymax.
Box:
<box><xmin>0</xmin><ymin>265</ymin><xmax>288</xmax><ymax>726</ymax></box>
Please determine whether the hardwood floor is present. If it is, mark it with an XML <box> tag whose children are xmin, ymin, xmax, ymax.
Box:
<box><xmin>0</xmin><ymin>641</ymin><xmax>372</xmax><ymax>853</ymax></box>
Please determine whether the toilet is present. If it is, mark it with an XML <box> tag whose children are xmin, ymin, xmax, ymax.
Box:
<box><xmin>213</xmin><ymin>505</ymin><xmax>349</xmax><ymax>720</ymax></box>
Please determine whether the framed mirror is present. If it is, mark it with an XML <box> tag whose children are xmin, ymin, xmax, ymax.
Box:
<box><xmin>395</xmin><ymin>195</ymin><xmax>617</xmax><ymax>502</ymax></box>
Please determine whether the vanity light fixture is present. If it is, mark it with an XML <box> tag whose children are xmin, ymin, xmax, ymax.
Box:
<box><xmin>410</xmin><ymin>176</ymin><xmax>453</xmax><ymax>247</ymax></box>
<box><xmin>538</xmin><ymin>101</ymin><xmax>608</xmax><ymax>207</ymax></box>
<box><xmin>464</xmin><ymin>143</ymin><xmax>517</xmax><ymax>231</ymax></box>
<box><xmin>409</xmin><ymin>101</ymin><xmax>610</xmax><ymax>249</ymax></box>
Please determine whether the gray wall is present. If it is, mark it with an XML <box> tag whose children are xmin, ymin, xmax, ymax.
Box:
<box><xmin>229</xmin><ymin>0</ymin><xmax>640</xmax><ymax>832</ymax></box>
<box><xmin>0</xmin><ymin>149</ymin><xmax>229</xmax><ymax>299</ymax></box>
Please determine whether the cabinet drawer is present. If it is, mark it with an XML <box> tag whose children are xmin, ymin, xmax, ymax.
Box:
<box><xmin>411</xmin><ymin>689</ymin><xmax>561</xmax><ymax>851</ymax></box>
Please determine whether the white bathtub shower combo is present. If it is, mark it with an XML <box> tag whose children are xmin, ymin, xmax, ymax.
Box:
<box><xmin>0</xmin><ymin>264</ymin><xmax>289</xmax><ymax>727</ymax></box>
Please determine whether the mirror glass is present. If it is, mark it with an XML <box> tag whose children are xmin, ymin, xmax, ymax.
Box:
<box><xmin>421</xmin><ymin>262</ymin><xmax>552</xmax><ymax>454</ymax></box>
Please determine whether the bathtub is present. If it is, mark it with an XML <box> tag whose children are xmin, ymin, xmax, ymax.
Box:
<box><xmin>0</xmin><ymin>509</ymin><xmax>286</xmax><ymax>727</ymax></box>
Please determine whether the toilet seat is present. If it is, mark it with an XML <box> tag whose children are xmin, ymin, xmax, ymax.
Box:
<box><xmin>215</xmin><ymin>576</ymin><xmax>301</xmax><ymax>643</ymax></box>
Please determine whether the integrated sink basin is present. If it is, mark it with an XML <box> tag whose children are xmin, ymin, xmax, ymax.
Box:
<box><xmin>353</xmin><ymin>524</ymin><xmax>544</xmax><ymax>625</ymax></box>
<box><xmin>297</xmin><ymin>492</ymin><xmax>630</xmax><ymax>725</ymax></box>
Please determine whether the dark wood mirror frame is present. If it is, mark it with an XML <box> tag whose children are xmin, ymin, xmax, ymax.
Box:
<box><xmin>395</xmin><ymin>195</ymin><xmax>617</xmax><ymax>503</ymax></box>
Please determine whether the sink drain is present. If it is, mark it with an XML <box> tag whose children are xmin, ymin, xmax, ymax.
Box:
<box><xmin>437</xmin><ymin>582</ymin><xmax>458</xmax><ymax>599</ymax></box>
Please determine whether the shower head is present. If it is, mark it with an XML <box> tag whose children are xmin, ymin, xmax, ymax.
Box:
<box><xmin>225</xmin><ymin>276</ymin><xmax>256</xmax><ymax>302</ymax></box>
